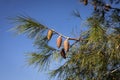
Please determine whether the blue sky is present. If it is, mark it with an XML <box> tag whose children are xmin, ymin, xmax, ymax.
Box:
<box><xmin>0</xmin><ymin>0</ymin><xmax>92</xmax><ymax>80</ymax></box>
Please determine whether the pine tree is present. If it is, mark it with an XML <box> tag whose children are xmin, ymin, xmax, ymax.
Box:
<box><xmin>12</xmin><ymin>0</ymin><xmax>120</xmax><ymax>80</ymax></box>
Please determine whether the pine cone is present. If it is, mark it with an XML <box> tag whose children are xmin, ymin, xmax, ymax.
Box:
<box><xmin>64</xmin><ymin>38</ymin><xmax>70</xmax><ymax>52</ymax></box>
<box><xmin>56</xmin><ymin>36</ymin><xmax>62</xmax><ymax>48</ymax></box>
<box><xmin>60</xmin><ymin>48</ymin><xmax>66</xmax><ymax>59</ymax></box>
<box><xmin>84</xmin><ymin>0</ymin><xmax>88</xmax><ymax>5</ymax></box>
<box><xmin>47</xmin><ymin>30</ymin><xmax>53</xmax><ymax>40</ymax></box>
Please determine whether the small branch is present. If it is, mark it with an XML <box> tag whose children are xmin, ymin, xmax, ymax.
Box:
<box><xmin>110</xmin><ymin>66</ymin><xmax>120</xmax><ymax>74</ymax></box>
<box><xmin>53</xmin><ymin>29</ymin><xmax>80</xmax><ymax>41</ymax></box>
<box><xmin>111</xmin><ymin>7</ymin><xmax>120</xmax><ymax>11</ymax></box>
<box><xmin>46</xmin><ymin>27</ymin><xmax>81</xmax><ymax>41</ymax></box>
<box><xmin>87</xmin><ymin>1</ymin><xmax>120</xmax><ymax>11</ymax></box>
<box><xmin>104</xmin><ymin>66</ymin><xmax>120</xmax><ymax>76</ymax></box>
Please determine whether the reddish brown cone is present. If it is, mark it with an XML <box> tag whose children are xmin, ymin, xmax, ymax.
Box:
<box><xmin>84</xmin><ymin>0</ymin><xmax>88</xmax><ymax>5</ymax></box>
<box><xmin>60</xmin><ymin>48</ymin><xmax>66</xmax><ymax>59</ymax></box>
<box><xmin>56</xmin><ymin>36</ymin><xmax>62</xmax><ymax>48</ymax></box>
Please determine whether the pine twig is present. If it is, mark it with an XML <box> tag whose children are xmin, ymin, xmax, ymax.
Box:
<box><xmin>110</xmin><ymin>66</ymin><xmax>120</xmax><ymax>74</ymax></box>
<box><xmin>104</xmin><ymin>66</ymin><xmax>120</xmax><ymax>76</ymax></box>
<box><xmin>50</xmin><ymin>29</ymin><xmax>80</xmax><ymax>41</ymax></box>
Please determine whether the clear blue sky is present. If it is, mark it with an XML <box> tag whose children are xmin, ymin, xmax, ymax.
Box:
<box><xmin>0</xmin><ymin>0</ymin><xmax>92</xmax><ymax>80</ymax></box>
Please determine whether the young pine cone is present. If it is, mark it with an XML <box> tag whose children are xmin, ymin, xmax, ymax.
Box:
<box><xmin>47</xmin><ymin>30</ymin><xmax>53</xmax><ymax>40</ymax></box>
<box><xmin>56</xmin><ymin>36</ymin><xmax>62</xmax><ymax>48</ymax></box>
<box><xmin>64</xmin><ymin>38</ymin><xmax>70</xmax><ymax>52</ymax></box>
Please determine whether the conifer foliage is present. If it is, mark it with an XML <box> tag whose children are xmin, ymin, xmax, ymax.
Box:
<box><xmin>12</xmin><ymin>0</ymin><xmax>120</xmax><ymax>80</ymax></box>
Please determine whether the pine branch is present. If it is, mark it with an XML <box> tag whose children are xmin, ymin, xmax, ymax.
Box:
<box><xmin>12</xmin><ymin>15</ymin><xmax>84</xmax><ymax>58</ymax></box>
<box><xmin>10</xmin><ymin>0</ymin><xmax>120</xmax><ymax>79</ymax></box>
<box><xmin>27</xmin><ymin>52</ymin><xmax>52</xmax><ymax>71</ymax></box>
<box><xmin>12</xmin><ymin>15</ymin><xmax>82</xmax><ymax>41</ymax></box>
<box><xmin>49</xmin><ymin>59</ymin><xmax>72</xmax><ymax>80</ymax></box>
